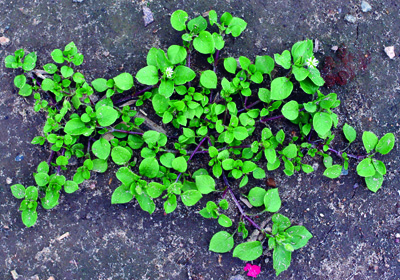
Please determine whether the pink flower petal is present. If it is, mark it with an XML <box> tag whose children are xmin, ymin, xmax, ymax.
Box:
<box><xmin>243</xmin><ymin>263</ymin><xmax>261</xmax><ymax>278</ymax></box>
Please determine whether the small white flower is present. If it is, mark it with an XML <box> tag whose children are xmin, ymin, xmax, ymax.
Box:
<box><xmin>165</xmin><ymin>67</ymin><xmax>174</xmax><ymax>79</ymax></box>
<box><xmin>306</xmin><ymin>56</ymin><xmax>319</xmax><ymax>69</ymax></box>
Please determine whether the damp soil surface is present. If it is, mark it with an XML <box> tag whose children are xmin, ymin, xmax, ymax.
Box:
<box><xmin>1</xmin><ymin>0</ymin><xmax>400</xmax><ymax>279</ymax></box>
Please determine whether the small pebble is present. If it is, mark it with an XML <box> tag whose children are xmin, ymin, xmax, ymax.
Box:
<box><xmin>353</xmin><ymin>183</ymin><xmax>359</xmax><ymax>189</ymax></box>
<box><xmin>341</xmin><ymin>167</ymin><xmax>348</xmax><ymax>175</ymax></box>
<box><xmin>345</xmin><ymin>14</ymin><xmax>356</xmax><ymax>23</ymax></box>
<box><xmin>72</xmin><ymin>0</ymin><xmax>83</xmax><ymax>2</ymax></box>
<box><xmin>361</xmin><ymin>1</ymin><xmax>372</xmax><ymax>12</ymax></box>
<box><xmin>143</xmin><ymin>6</ymin><xmax>154</xmax><ymax>27</ymax></box>
<box><xmin>15</xmin><ymin>155</ymin><xmax>24</xmax><ymax>162</ymax></box>
<box><xmin>395</xmin><ymin>233</ymin><xmax>400</xmax><ymax>239</ymax></box>
<box><xmin>384</xmin><ymin>46</ymin><xmax>396</xmax><ymax>59</ymax></box>
<box><xmin>6</xmin><ymin>177</ymin><xmax>12</xmax><ymax>184</ymax></box>
<box><xmin>230</xmin><ymin>276</ymin><xmax>246</xmax><ymax>280</ymax></box>
<box><xmin>0</xmin><ymin>36</ymin><xmax>10</xmax><ymax>46</ymax></box>
<box><xmin>320</xmin><ymin>213</ymin><xmax>325</xmax><ymax>217</ymax></box>
<box><xmin>395</xmin><ymin>239</ymin><xmax>399</xmax><ymax>243</ymax></box>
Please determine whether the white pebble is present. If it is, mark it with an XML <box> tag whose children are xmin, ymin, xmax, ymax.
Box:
<box><xmin>361</xmin><ymin>1</ymin><xmax>372</xmax><ymax>12</ymax></box>
<box><xmin>384</xmin><ymin>46</ymin><xmax>396</xmax><ymax>59</ymax></box>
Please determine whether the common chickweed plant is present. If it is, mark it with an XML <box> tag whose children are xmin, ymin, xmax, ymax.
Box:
<box><xmin>6</xmin><ymin>10</ymin><xmax>395</xmax><ymax>276</ymax></box>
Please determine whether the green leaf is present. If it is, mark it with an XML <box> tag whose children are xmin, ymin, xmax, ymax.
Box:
<box><xmin>248</xmin><ymin>187</ymin><xmax>267</xmax><ymax>207</ymax></box>
<box><xmin>273</xmin><ymin>245</ymin><xmax>292</xmax><ymax>276</ymax></box>
<box><xmin>233</xmin><ymin>241</ymin><xmax>263</xmax><ymax>261</ymax></box>
<box><xmin>160</xmin><ymin>153</ymin><xmax>175</xmax><ymax>168</ymax></box>
<box><xmin>181</xmin><ymin>190</ymin><xmax>203</xmax><ymax>206</ymax></box>
<box><xmin>5</xmin><ymin>55</ymin><xmax>18</xmax><ymax>68</ymax></box>
<box><xmin>114</xmin><ymin>73</ymin><xmax>134</xmax><ymax>91</ymax></box>
<box><xmin>14</xmin><ymin>75</ymin><xmax>26</xmax><ymax>89</ymax></box>
<box><xmin>300</xmin><ymin>78</ymin><xmax>319</xmax><ymax>94</ymax></box>
<box><xmin>134</xmin><ymin>190</ymin><xmax>155</xmax><ymax>215</ymax></box>
<box><xmin>64</xmin><ymin>180</ymin><xmax>79</xmax><ymax>194</ymax></box>
<box><xmin>92</xmin><ymin>78</ymin><xmax>109</xmax><ymax>92</ymax></box>
<box><xmin>116</xmin><ymin>167</ymin><xmax>136</xmax><ymax>186</ymax></box>
<box><xmin>218</xmin><ymin>214</ymin><xmax>233</xmax><ymax>227</ymax></box>
<box><xmin>265</xmin><ymin>148</ymin><xmax>277</xmax><ymax>164</ymax></box>
<box><xmin>11</xmin><ymin>184</ymin><xmax>26</xmax><ymax>199</ymax></box>
<box><xmin>111</xmin><ymin>185</ymin><xmax>133</xmax><ymax>204</ymax></box>
<box><xmin>274</xmin><ymin>50</ymin><xmax>291</xmax><ymax>69</ymax></box>
<box><xmin>253</xmin><ymin>167</ymin><xmax>266</xmax><ymax>179</ymax></box>
<box><xmin>18</xmin><ymin>84</ymin><xmax>32</xmax><ymax>97</ymax></box>
<box><xmin>139</xmin><ymin>158</ymin><xmax>159</xmax><ymax>178</ymax></box>
<box><xmin>255</xmin><ymin>55</ymin><xmax>274</xmax><ymax>75</ymax></box>
<box><xmin>282</xmin><ymin>144</ymin><xmax>297</xmax><ymax>159</ymax></box>
<box><xmin>136</xmin><ymin>65</ymin><xmax>159</xmax><ymax>85</ymax></box>
<box><xmin>208</xmin><ymin>10</ymin><xmax>217</xmax><ymax>25</ymax></box>
<box><xmin>164</xmin><ymin>194</ymin><xmax>177</xmax><ymax>213</ymax></box>
<box><xmin>356</xmin><ymin>158</ymin><xmax>375</xmax><ymax>177</ymax></box>
<box><xmin>147</xmin><ymin>182</ymin><xmax>166</xmax><ymax>198</ymax></box>
<box><xmin>167</xmin><ymin>45</ymin><xmax>187</xmax><ymax>64</ymax></box>
<box><xmin>343</xmin><ymin>123</ymin><xmax>356</xmax><ymax>143</ymax></box>
<box><xmin>372</xmin><ymin>159</ymin><xmax>386</xmax><ymax>175</ymax></box>
<box><xmin>51</xmin><ymin>49</ymin><xmax>64</xmax><ymax>63</ymax></box>
<box><xmin>272</xmin><ymin>213</ymin><xmax>291</xmax><ymax>234</ymax></box>
<box><xmin>362</xmin><ymin>131</ymin><xmax>378</xmax><ymax>153</ymax></box>
<box><xmin>159</xmin><ymin>79</ymin><xmax>174</xmax><ymax>98</ymax></box>
<box><xmin>25</xmin><ymin>186</ymin><xmax>38</xmax><ymax>200</ymax></box>
<box><xmin>143</xmin><ymin>130</ymin><xmax>160</xmax><ymax>146</ymax></box>
<box><xmin>209</xmin><ymin>231</ymin><xmax>234</xmax><ymax>253</ymax></box>
<box><xmin>41</xmin><ymin>190</ymin><xmax>60</xmax><ymax>210</ymax></box>
<box><xmin>96</xmin><ymin>106</ymin><xmax>119</xmax><ymax>127</ymax></box>
<box><xmin>302</xmin><ymin>164</ymin><xmax>314</xmax><ymax>174</ymax></box>
<box><xmin>308</xmin><ymin>68</ymin><xmax>325</xmax><ymax>86</ymax></box>
<box><xmin>60</xmin><ymin>65</ymin><xmax>73</xmax><ymax>78</ymax></box>
<box><xmin>188</xmin><ymin>16</ymin><xmax>207</xmax><ymax>33</ymax></box>
<box><xmin>212</xmin><ymin>33</ymin><xmax>225</xmax><ymax>50</ymax></box>
<box><xmin>41</xmin><ymin>78</ymin><xmax>55</xmax><ymax>91</ymax></box>
<box><xmin>174</xmin><ymin>65</ymin><xmax>196</xmax><ymax>85</ymax></box>
<box><xmin>92</xmin><ymin>138</ymin><xmax>111</xmax><ymax>160</ymax></box>
<box><xmin>127</xmin><ymin>134</ymin><xmax>144</xmax><ymax>149</ymax></box>
<box><xmin>34</xmin><ymin>173</ymin><xmax>49</xmax><ymax>187</ymax></box>
<box><xmin>376</xmin><ymin>133</ymin><xmax>395</xmax><ymax>155</ymax></box>
<box><xmin>291</xmin><ymin>39</ymin><xmax>313</xmax><ymax>65</ymax></box>
<box><xmin>286</xmin><ymin>225</ymin><xmax>313</xmax><ymax>250</ymax></box>
<box><xmin>170</xmin><ymin>10</ymin><xmax>188</xmax><ymax>31</ymax></box>
<box><xmin>270</xmin><ymin>77</ymin><xmax>293</xmax><ymax>100</ymax></box>
<box><xmin>365</xmin><ymin>172</ymin><xmax>384</xmax><ymax>192</ymax></box>
<box><xmin>313</xmin><ymin>112</ymin><xmax>333</xmax><ymax>137</ymax></box>
<box><xmin>172</xmin><ymin>156</ymin><xmax>187</xmax><ymax>173</ymax></box>
<box><xmin>258</xmin><ymin>88</ymin><xmax>271</xmax><ymax>103</ymax></box>
<box><xmin>200</xmin><ymin>70</ymin><xmax>217</xmax><ymax>89</ymax></box>
<box><xmin>111</xmin><ymin>146</ymin><xmax>131</xmax><ymax>165</ymax></box>
<box><xmin>239</xmin><ymin>56</ymin><xmax>251</xmax><ymax>70</ymax></box>
<box><xmin>22</xmin><ymin>52</ymin><xmax>37</xmax><ymax>71</ymax></box>
<box><xmin>292</xmin><ymin>65</ymin><xmax>309</xmax><ymax>81</ymax></box>
<box><xmin>233</xmin><ymin>126</ymin><xmax>249</xmax><ymax>141</ymax></box>
<box><xmin>224</xmin><ymin>57</ymin><xmax>237</xmax><ymax>74</ymax></box>
<box><xmin>21</xmin><ymin>209</ymin><xmax>37</xmax><ymax>228</ymax></box>
<box><xmin>56</xmin><ymin>156</ymin><xmax>69</xmax><ymax>166</ymax></box>
<box><xmin>226</xmin><ymin>17</ymin><xmax>247</xmax><ymax>37</ymax></box>
<box><xmin>195</xmin><ymin>174</ymin><xmax>216</xmax><ymax>194</ymax></box>
<box><xmin>193</xmin><ymin>31</ymin><xmax>215</xmax><ymax>54</ymax></box>
<box><xmin>250</xmin><ymin>71</ymin><xmax>263</xmax><ymax>83</ymax></box>
<box><xmin>282</xmin><ymin>100</ymin><xmax>299</xmax><ymax>121</ymax></box>
<box><xmin>264</xmin><ymin>188</ymin><xmax>281</xmax><ymax>212</ymax></box>
<box><xmin>323</xmin><ymin>165</ymin><xmax>342</xmax><ymax>179</ymax></box>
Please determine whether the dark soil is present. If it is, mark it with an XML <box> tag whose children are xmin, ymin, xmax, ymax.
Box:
<box><xmin>1</xmin><ymin>0</ymin><xmax>399</xmax><ymax>279</ymax></box>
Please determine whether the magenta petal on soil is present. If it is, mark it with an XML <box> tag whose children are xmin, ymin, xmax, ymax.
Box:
<box><xmin>244</xmin><ymin>263</ymin><xmax>261</xmax><ymax>278</ymax></box>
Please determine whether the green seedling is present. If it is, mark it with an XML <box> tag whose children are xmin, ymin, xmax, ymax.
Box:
<box><xmin>5</xmin><ymin>9</ymin><xmax>395</xmax><ymax>277</ymax></box>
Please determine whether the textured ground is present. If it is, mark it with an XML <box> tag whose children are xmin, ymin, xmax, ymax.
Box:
<box><xmin>0</xmin><ymin>0</ymin><xmax>399</xmax><ymax>279</ymax></box>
